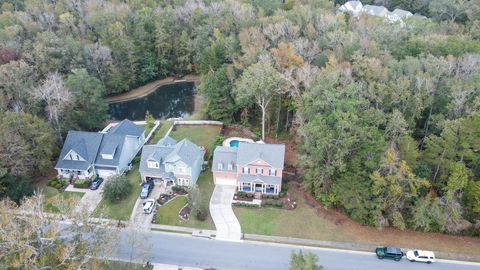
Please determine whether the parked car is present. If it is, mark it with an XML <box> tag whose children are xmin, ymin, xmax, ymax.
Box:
<box><xmin>406</xmin><ymin>250</ymin><xmax>435</xmax><ymax>264</ymax></box>
<box><xmin>376</xmin><ymin>246</ymin><xmax>404</xmax><ymax>261</ymax></box>
<box><xmin>89</xmin><ymin>176</ymin><xmax>104</xmax><ymax>190</ymax></box>
<box><xmin>143</xmin><ymin>199</ymin><xmax>156</xmax><ymax>214</ymax></box>
<box><xmin>140</xmin><ymin>181</ymin><xmax>154</xmax><ymax>199</ymax></box>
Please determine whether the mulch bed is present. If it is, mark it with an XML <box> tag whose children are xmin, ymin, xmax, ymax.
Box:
<box><xmin>233</xmin><ymin>195</ymin><xmax>254</xmax><ymax>202</ymax></box>
<box><xmin>179</xmin><ymin>205</ymin><xmax>191</xmax><ymax>220</ymax></box>
<box><xmin>157</xmin><ymin>193</ymin><xmax>175</xmax><ymax>205</ymax></box>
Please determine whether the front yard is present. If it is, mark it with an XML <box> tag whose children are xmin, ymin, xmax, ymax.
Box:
<box><xmin>154</xmin><ymin>171</ymin><xmax>215</xmax><ymax>230</ymax></box>
<box><xmin>42</xmin><ymin>187</ymin><xmax>85</xmax><ymax>213</ymax></box>
<box><xmin>93</xmin><ymin>164</ymin><xmax>142</xmax><ymax>220</ymax></box>
<box><xmin>234</xmin><ymin>182</ymin><xmax>480</xmax><ymax>259</ymax></box>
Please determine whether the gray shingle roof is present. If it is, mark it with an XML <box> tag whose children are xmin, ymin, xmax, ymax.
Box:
<box><xmin>362</xmin><ymin>4</ymin><xmax>388</xmax><ymax>16</ymax></box>
<box><xmin>140</xmin><ymin>138</ymin><xmax>204</xmax><ymax>175</ymax></box>
<box><xmin>157</xmin><ymin>136</ymin><xmax>177</xmax><ymax>146</ymax></box>
<box><xmin>55</xmin><ymin>131</ymin><xmax>103</xmax><ymax>170</ymax></box>
<box><xmin>211</xmin><ymin>146</ymin><xmax>238</xmax><ymax>173</ymax></box>
<box><xmin>236</xmin><ymin>142</ymin><xmax>285</xmax><ymax>168</ymax></box>
<box><xmin>94</xmin><ymin>133</ymin><xmax>126</xmax><ymax>167</ymax></box>
<box><xmin>108</xmin><ymin>119</ymin><xmax>144</xmax><ymax>137</ymax></box>
<box><xmin>165</xmin><ymin>139</ymin><xmax>203</xmax><ymax>167</ymax></box>
<box><xmin>392</xmin><ymin>8</ymin><xmax>412</xmax><ymax>18</ymax></box>
<box><xmin>238</xmin><ymin>174</ymin><xmax>282</xmax><ymax>185</ymax></box>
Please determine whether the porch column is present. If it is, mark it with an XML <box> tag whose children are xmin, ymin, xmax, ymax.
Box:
<box><xmin>262</xmin><ymin>184</ymin><xmax>266</xmax><ymax>194</ymax></box>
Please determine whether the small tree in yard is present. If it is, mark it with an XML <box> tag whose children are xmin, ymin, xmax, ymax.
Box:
<box><xmin>188</xmin><ymin>187</ymin><xmax>208</xmax><ymax>221</ymax></box>
<box><xmin>145</xmin><ymin>110</ymin><xmax>155</xmax><ymax>129</ymax></box>
<box><xmin>290</xmin><ymin>250</ymin><xmax>323</xmax><ymax>270</ymax></box>
<box><xmin>103</xmin><ymin>175</ymin><xmax>132</xmax><ymax>202</ymax></box>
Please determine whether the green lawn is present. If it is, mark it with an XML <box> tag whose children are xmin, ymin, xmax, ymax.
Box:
<box><xmin>169</xmin><ymin>125</ymin><xmax>222</xmax><ymax>153</ymax></box>
<box><xmin>93</xmin><ymin>164</ymin><xmax>142</xmax><ymax>220</ymax></box>
<box><xmin>154</xmin><ymin>171</ymin><xmax>215</xmax><ymax>230</ymax></box>
<box><xmin>150</xmin><ymin>120</ymin><xmax>173</xmax><ymax>143</ymax></box>
<box><xmin>138</xmin><ymin>123</ymin><xmax>153</xmax><ymax>138</ymax></box>
<box><xmin>42</xmin><ymin>187</ymin><xmax>85</xmax><ymax>213</ymax></box>
<box><xmin>234</xmin><ymin>185</ymin><xmax>480</xmax><ymax>259</ymax></box>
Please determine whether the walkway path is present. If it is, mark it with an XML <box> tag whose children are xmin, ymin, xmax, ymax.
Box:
<box><xmin>209</xmin><ymin>185</ymin><xmax>242</xmax><ymax>241</ymax></box>
<box><xmin>105</xmin><ymin>75</ymin><xmax>200</xmax><ymax>103</ymax></box>
<box><xmin>65</xmin><ymin>185</ymin><xmax>103</xmax><ymax>214</ymax></box>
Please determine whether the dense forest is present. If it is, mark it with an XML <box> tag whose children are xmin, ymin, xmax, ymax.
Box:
<box><xmin>1</xmin><ymin>0</ymin><xmax>479</xmax><ymax>235</ymax></box>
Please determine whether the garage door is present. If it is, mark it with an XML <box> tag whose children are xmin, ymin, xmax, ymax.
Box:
<box><xmin>96</xmin><ymin>168</ymin><xmax>117</xmax><ymax>178</ymax></box>
<box><xmin>215</xmin><ymin>177</ymin><xmax>237</xmax><ymax>186</ymax></box>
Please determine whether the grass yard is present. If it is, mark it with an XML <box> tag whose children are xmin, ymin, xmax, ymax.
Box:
<box><xmin>234</xmin><ymin>183</ymin><xmax>480</xmax><ymax>259</ymax></box>
<box><xmin>89</xmin><ymin>259</ymin><xmax>153</xmax><ymax>270</ymax></box>
<box><xmin>150</xmin><ymin>120</ymin><xmax>173</xmax><ymax>143</ymax></box>
<box><xmin>42</xmin><ymin>187</ymin><xmax>85</xmax><ymax>213</ymax></box>
<box><xmin>138</xmin><ymin>123</ymin><xmax>154</xmax><ymax>137</ymax></box>
<box><xmin>93</xmin><ymin>164</ymin><xmax>142</xmax><ymax>220</ymax></box>
<box><xmin>168</xmin><ymin>125</ymin><xmax>222</xmax><ymax>153</ymax></box>
<box><xmin>155</xmin><ymin>171</ymin><xmax>215</xmax><ymax>230</ymax></box>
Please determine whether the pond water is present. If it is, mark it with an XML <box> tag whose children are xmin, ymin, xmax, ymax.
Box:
<box><xmin>109</xmin><ymin>81</ymin><xmax>196</xmax><ymax>121</ymax></box>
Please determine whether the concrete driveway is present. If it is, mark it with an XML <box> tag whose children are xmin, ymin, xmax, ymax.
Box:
<box><xmin>130</xmin><ymin>183</ymin><xmax>166</xmax><ymax>230</ymax></box>
<box><xmin>65</xmin><ymin>184</ymin><xmax>104</xmax><ymax>215</ymax></box>
<box><xmin>209</xmin><ymin>185</ymin><xmax>242</xmax><ymax>241</ymax></box>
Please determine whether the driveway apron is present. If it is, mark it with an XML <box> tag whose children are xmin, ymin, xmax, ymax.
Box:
<box><xmin>130</xmin><ymin>183</ymin><xmax>166</xmax><ymax>229</ymax></box>
<box><xmin>65</xmin><ymin>185</ymin><xmax>103</xmax><ymax>214</ymax></box>
<box><xmin>209</xmin><ymin>185</ymin><xmax>242</xmax><ymax>241</ymax></box>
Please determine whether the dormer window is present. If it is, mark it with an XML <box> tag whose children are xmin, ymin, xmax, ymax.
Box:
<box><xmin>148</xmin><ymin>161</ymin><xmax>159</xmax><ymax>168</ymax></box>
<box><xmin>269</xmin><ymin>169</ymin><xmax>276</xmax><ymax>176</ymax></box>
<box><xmin>218</xmin><ymin>162</ymin><xmax>223</xmax><ymax>170</ymax></box>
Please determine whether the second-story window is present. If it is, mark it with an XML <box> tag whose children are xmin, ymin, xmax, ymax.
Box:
<box><xmin>256</xmin><ymin>168</ymin><xmax>263</xmax><ymax>174</ymax></box>
<box><xmin>269</xmin><ymin>169</ymin><xmax>276</xmax><ymax>176</ymax></box>
<box><xmin>242</xmin><ymin>167</ymin><xmax>249</xmax><ymax>174</ymax></box>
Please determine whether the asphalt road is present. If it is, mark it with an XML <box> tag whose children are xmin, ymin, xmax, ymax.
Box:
<box><xmin>116</xmin><ymin>230</ymin><xmax>480</xmax><ymax>270</ymax></box>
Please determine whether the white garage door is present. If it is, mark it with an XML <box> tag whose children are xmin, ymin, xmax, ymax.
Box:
<box><xmin>215</xmin><ymin>177</ymin><xmax>237</xmax><ymax>186</ymax></box>
<box><xmin>96</xmin><ymin>169</ymin><xmax>117</xmax><ymax>178</ymax></box>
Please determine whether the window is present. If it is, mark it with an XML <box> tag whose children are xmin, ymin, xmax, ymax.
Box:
<box><xmin>218</xmin><ymin>162</ymin><xmax>223</xmax><ymax>170</ymax></box>
<box><xmin>269</xmin><ymin>169</ymin><xmax>276</xmax><ymax>176</ymax></box>
<box><xmin>148</xmin><ymin>161</ymin><xmax>159</xmax><ymax>168</ymax></box>
<box><xmin>256</xmin><ymin>168</ymin><xmax>263</xmax><ymax>174</ymax></box>
<box><xmin>242</xmin><ymin>167</ymin><xmax>249</xmax><ymax>174</ymax></box>
<box><xmin>227</xmin><ymin>163</ymin><xmax>233</xmax><ymax>171</ymax></box>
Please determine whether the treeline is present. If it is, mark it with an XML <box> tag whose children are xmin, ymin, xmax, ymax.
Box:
<box><xmin>1</xmin><ymin>0</ymin><xmax>480</xmax><ymax>236</ymax></box>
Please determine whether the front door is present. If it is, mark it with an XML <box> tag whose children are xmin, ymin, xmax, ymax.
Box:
<box><xmin>254</xmin><ymin>183</ymin><xmax>263</xmax><ymax>192</ymax></box>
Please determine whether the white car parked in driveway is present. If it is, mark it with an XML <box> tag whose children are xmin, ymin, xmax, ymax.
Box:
<box><xmin>406</xmin><ymin>250</ymin><xmax>435</xmax><ymax>264</ymax></box>
<box><xmin>143</xmin><ymin>199</ymin><xmax>156</xmax><ymax>214</ymax></box>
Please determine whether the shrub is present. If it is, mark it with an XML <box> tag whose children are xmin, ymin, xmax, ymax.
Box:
<box><xmin>236</xmin><ymin>191</ymin><xmax>247</xmax><ymax>198</ymax></box>
<box><xmin>132</xmin><ymin>156</ymin><xmax>141</xmax><ymax>164</ymax></box>
<box><xmin>48</xmin><ymin>179</ymin><xmax>59</xmax><ymax>188</ymax></box>
<box><xmin>172</xmin><ymin>186</ymin><xmax>187</xmax><ymax>193</ymax></box>
<box><xmin>281</xmin><ymin>185</ymin><xmax>289</xmax><ymax>193</ymax></box>
<box><xmin>188</xmin><ymin>187</ymin><xmax>208</xmax><ymax>221</ymax></box>
<box><xmin>145</xmin><ymin>110</ymin><xmax>155</xmax><ymax>128</ymax></box>
<box><xmin>246</xmin><ymin>193</ymin><xmax>254</xmax><ymax>198</ymax></box>
<box><xmin>103</xmin><ymin>175</ymin><xmax>132</xmax><ymax>202</ymax></box>
<box><xmin>73</xmin><ymin>179</ymin><xmax>90</xmax><ymax>189</ymax></box>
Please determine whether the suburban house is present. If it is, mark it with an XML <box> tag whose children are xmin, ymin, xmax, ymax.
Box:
<box><xmin>339</xmin><ymin>1</ymin><xmax>418</xmax><ymax>24</ymax></box>
<box><xmin>338</xmin><ymin>0</ymin><xmax>363</xmax><ymax>17</ymax></box>
<box><xmin>211</xmin><ymin>142</ymin><xmax>285</xmax><ymax>195</ymax></box>
<box><xmin>139</xmin><ymin>136</ymin><xmax>205</xmax><ymax>187</ymax></box>
<box><xmin>55</xmin><ymin>119</ymin><xmax>145</xmax><ymax>179</ymax></box>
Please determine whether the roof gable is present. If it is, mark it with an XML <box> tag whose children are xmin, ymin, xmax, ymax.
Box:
<box><xmin>55</xmin><ymin>131</ymin><xmax>103</xmax><ymax>170</ymax></box>
<box><xmin>108</xmin><ymin>119</ymin><xmax>144</xmax><ymax>137</ymax></box>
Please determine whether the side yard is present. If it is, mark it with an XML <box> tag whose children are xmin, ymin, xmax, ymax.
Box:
<box><xmin>234</xmin><ymin>182</ymin><xmax>480</xmax><ymax>259</ymax></box>
<box><xmin>93</xmin><ymin>164</ymin><xmax>142</xmax><ymax>220</ymax></box>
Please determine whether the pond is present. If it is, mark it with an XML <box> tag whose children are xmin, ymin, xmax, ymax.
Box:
<box><xmin>109</xmin><ymin>81</ymin><xmax>196</xmax><ymax>121</ymax></box>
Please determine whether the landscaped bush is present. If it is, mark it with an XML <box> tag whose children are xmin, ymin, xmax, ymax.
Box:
<box><xmin>188</xmin><ymin>187</ymin><xmax>208</xmax><ymax>221</ymax></box>
<box><xmin>103</xmin><ymin>175</ymin><xmax>132</xmax><ymax>202</ymax></box>
<box><xmin>172</xmin><ymin>186</ymin><xmax>187</xmax><ymax>194</ymax></box>
<box><xmin>132</xmin><ymin>156</ymin><xmax>141</xmax><ymax>164</ymax></box>
<box><xmin>48</xmin><ymin>178</ymin><xmax>68</xmax><ymax>190</ymax></box>
<box><xmin>261</xmin><ymin>194</ymin><xmax>280</xmax><ymax>200</ymax></box>
<box><xmin>236</xmin><ymin>191</ymin><xmax>248</xmax><ymax>198</ymax></box>
<box><xmin>233</xmin><ymin>202</ymin><xmax>258</xmax><ymax>207</ymax></box>
<box><xmin>281</xmin><ymin>185</ymin><xmax>289</xmax><ymax>193</ymax></box>
<box><xmin>73</xmin><ymin>179</ymin><xmax>91</xmax><ymax>189</ymax></box>
<box><xmin>262</xmin><ymin>200</ymin><xmax>283</xmax><ymax>208</ymax></box>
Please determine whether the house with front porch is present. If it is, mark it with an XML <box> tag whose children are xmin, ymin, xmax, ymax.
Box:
<box><xmin>212</xmin><ymin>142</ymin><xmax>285</xmax><ymax>195</ymax></box>
<box><xmin>55</xmin><ymin>119</ymin><xmax>145</xmax><ymax>179</ymax></box>
<box><xmin>139</xmin><ymin>136</ymin><xmax>205</xmax><ymax>187</ymax></box>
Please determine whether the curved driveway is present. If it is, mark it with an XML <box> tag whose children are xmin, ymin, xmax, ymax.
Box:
<box><xmin>209</xmin><ymin>185</ymin><xmax>242</xmax><ymax>241</ymax></box>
